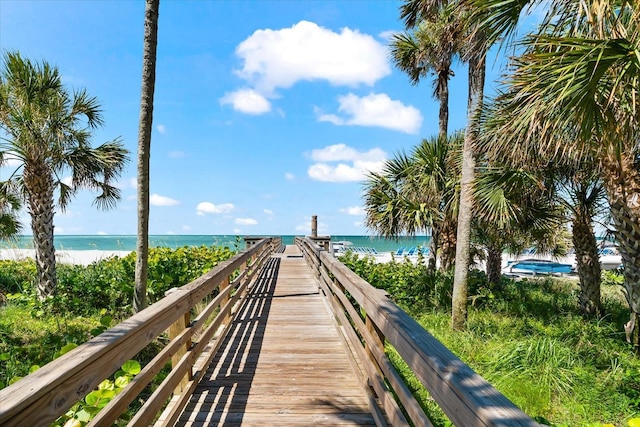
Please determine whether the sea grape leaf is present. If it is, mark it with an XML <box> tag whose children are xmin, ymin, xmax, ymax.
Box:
<box><xmin>58</xmin><ymin>343</ymin><xmax>78</xmax><ymax>357</ymax></box>
<box><xmin>121</xmin><ymin>360</ymin><xmax>141</xmax><ymax>375</ymax></box>
<box><xmin>114</xmin><ymin>375</ymin><xmax>129</xmax><ymax>388</ymax></box>
<box><xmin>100</xmin><ymin>315</ymin><xmax>112</xmax><ymax>327</ymax></box>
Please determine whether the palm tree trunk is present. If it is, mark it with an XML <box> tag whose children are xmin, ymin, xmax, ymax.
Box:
<box><xmin>439</xmin><ymin>217</ymin><xmax>457</xmax><ymax>270</ymax></box>
<box><xmin>134</xmin><ymin>0</ymin><xmax>160</xmax><ymax>313</ymax></box>
<box><xmin>451</xmin><ymin>45</ymin><xmax>485</xmax><ymax>331</ymax></box>
<box><xmin>486</xmin><ymin>243</ymin><xmax>502</xmax><ymax>287</ymax></box>
<box><xmin>25</xmin><ymin>163</ymin><xmax>57</xmax><ymax>300</ymax></box>
<box><xmin>571</xmin><ymin>214</ymin><xmax>602</xmax><ymax>318</ymax></box>
<box><xmin>437</xmin><ymin>67</ymin><xmax>450</xmax><ymax>140</ymax></box>
<box><xmin>601</xmin><ymin>151</ymin><xmax>640</xmax><ymax>353</ymax></box>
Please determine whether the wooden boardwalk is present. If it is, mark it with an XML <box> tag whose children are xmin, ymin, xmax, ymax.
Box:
<box><xmin>175</xmin><ymin>245</ymin><xmax>378</xmax><ymax>426</ymax></box>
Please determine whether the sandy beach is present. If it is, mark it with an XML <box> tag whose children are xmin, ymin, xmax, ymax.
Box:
<box><xmin>0</xmin><ymin>249</ymin><xmax>132</xmax><ymax>266</ymax></box>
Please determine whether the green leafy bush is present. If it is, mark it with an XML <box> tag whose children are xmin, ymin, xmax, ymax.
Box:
<box><xmin>0</xmin><ymin>260</ymin><xmax>36</xmax><ymax>295</ymax></box>
<box><xmin>339</xmin><ymin>251</ymin><xmax>453</xmax><ymax>309</ymax></box>
<box><xmin>0</xmin><ymin>245</ymin><xmax>238</xmax><ymax>318</ymax></box>
<box><xmin>0</xmin><ymin>244</ymin><xmax>236</xmax><ymax>389</ymax></box>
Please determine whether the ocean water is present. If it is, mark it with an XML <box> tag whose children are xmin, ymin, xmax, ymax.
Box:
<box><xmin>0</xmin><ymin>235</ymin><xmax>431</xmax><ymax>253</ymax></box>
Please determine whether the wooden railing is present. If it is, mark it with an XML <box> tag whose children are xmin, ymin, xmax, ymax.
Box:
<box><xmin>295</xmin><ymin>236</ymin><xmax>540</xmax><ymax>427</ymax></box>
<box><xmin>0</xmin><ymin>237</ymin><xmax>281</xmax><ymax>427</ymax></box>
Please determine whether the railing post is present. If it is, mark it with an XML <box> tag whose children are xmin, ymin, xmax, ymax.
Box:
<box><xmin>165</xmin><ymin>288</ymin><xmax>192</xmax><ymax>395</ymax></box>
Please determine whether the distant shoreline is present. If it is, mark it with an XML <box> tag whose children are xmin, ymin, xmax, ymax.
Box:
<box><xmin>0</xmin><ymin>235</ymin><xmax>432</xmax><ymax>253</ymax></box>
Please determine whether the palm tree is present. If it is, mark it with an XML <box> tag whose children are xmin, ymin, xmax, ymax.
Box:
<box><xmin>473</xmin><ymin>1</ymin><xmax>640</xmax><ymax>350</ymax></box>
<box><xmin>472</xmin><ymin>166</ymin><xmax>566</xmax><ymax>286</ymax></box>
<box><xmin>400</xmin><ymin>0</ymin><xmax>487</xmax><ymax>330</ymax></box>
<box><xmin>480</xmin><ymin>143</ymin><xmax>609</xmax><ymax>316</ymax></box>
<box><xmin>0</xmin><ymin>51</ymin><xmax>128</xmax><ymax>300</ymax></box>
<box><xmin>363</xmin><ymin>134</ymin><xmax>461</xmax><ymax>270</ymax></box>
<box><xmin>390</xmin><ymin>4</ymin><xmax>464</xmax><ymax>139</ymax></box>
<box><xmin>134</xmin><ymin>0</ymin><xmax>160</xmax><ymax>313</ymax></box>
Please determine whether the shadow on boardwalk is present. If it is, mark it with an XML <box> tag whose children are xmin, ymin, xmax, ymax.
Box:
<box><xmin>177</xmin><ymin>257</ymin><xmax>280</xmax><ymax>426</ymax></box>
<box><xmin>174</xmin><ymin>249</ymin><xmax>377</xmax><ymax>426</ymax></box>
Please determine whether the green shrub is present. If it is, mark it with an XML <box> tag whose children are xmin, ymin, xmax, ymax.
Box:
<box><xmin>0</xmin><ymin>245</ymin><xmax>237</xmax><ymax>318</ymax></box>
<box><xmin>339</xmin><ymin>252</ymin><xmax>453</xmax><ymax>310</ymax></box>
<box><xmin>0</xmin><ymin>244</ymin><xmax>237</xmax><ymax>389</ymax></box>
<box><xmin>0</xmin><ymin>260</ymin><xmax>37</xmax><ymax>295</ymax></box>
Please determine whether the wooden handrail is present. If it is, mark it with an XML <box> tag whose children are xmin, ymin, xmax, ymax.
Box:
<box><xmin>0</xmin><ymin>237</ymin><xmax>281</xmax><ymax>427</ymax></box>
<box><xmin>295</xmin><ymin>236</ymin><xmax>540</xmax><ymax>427</ymax></box>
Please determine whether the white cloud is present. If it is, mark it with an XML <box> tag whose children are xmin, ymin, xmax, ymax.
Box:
<box><xmin>341</xmin><ymin>206</ymin><xmax>365</xmax><ymax>215</ymax></box>
<box><xmin>310</xmin><ymin>143</ymin><xmax>385</xmax><ymax>162</ymax></box>
<box><xmin>234</xmin><ymin>20</ymin><xmax>390</xmax><ymax>94</ymax></box>
<box><xmin>285</xmin><ymin>172</ymin><xmax>295</xmax><ymax>181</ymax></box>
<box><xmin>61</xmin><ymin>176</ymin><xmax>73</xmax><ymax>186</ymax></box>
<box><xmin>235</xmin><ymin>217</ymin><xmax>257</xmax><ymax>225</ymax></box>
<box><xmin>307</xmin><ymin>144</ymin><xmax>386</xmax><ymax>182</ymax></box>
<box><xmin>263</xmin><ymin>209</ymin><xmax>273</xmax><ymax>215</ymax></box>
<box><xmin>169</xmin><ymin>151</ymin><xmax>185</xmax><ymax>158</ymax></box>
<box><xmin>157</xmin><ymin>124</ymin><xmax>166</xmax><ymax>134</ymax></box>
<box><xmin>150</xmin><ymin>194</ymin><xmax>180</xmax><ymax>206</ymax></box>
<box><xmin>165</xmin><ymin>231</ymin><xmax>176</xmax><ymax>235</ymax></box>
<box><xmin>317</xmin><ymin>92</ymin><xmax>422</xmax><ymax>134</ymax></box>
<box><xmin>196</xmin><ymin>202</ymin><xmax>234</xmax><ymax>215</ymax></box>
<box><xmin>308</xmin><ymin>163</ymin><xmax>364</xmax><ymax>182</ymax></box>
<box><xmin>182</xmin><ymin>225</ymin><xmax>192</xmax><ymax>231</ymax></box>
<box><xmin>97</xmin><ymin>231</ymin><xmax>108</xmax><ymax>235</ymax></box>
<box><xmin>220</xmin><ymin>88</ymin><xmax>271</xmax><ymax>114</ymax></box>
<box><xmin>233</xmin><ymin>228</ymin><xmax>242</xmax><ymax>233</ymax></box>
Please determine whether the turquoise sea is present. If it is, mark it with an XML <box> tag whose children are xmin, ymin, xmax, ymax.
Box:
<box><xmin>0</xmin><ymin>235</ymin><xmax>431</xmax><ymax>253</ymax></box>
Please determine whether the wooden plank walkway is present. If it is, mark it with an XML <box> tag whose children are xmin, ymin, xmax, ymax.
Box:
<box><xmin>174</xmin><ymin>245</ymin><xmax>378</xmax><ymax>426</ymax></box>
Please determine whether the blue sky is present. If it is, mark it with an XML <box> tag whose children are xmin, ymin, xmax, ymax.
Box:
<box><xmin>0</xmin><ymin>0</ymin><xmax>508</xmax><ymax>236</ymax></box>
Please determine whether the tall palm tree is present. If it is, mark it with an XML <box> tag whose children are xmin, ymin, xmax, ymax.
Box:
<box><xmin>134</xmin><ymin>0</ymin><xmax>160</xmax><ymax>313</ymax></box>
<box><xmin>0</xmin><ymin>52</ymin><xmax>128</xmax><ymax>300</ymax></box>
<box><xmin>401</xmin><ymin>0</ymin><xmax>487</xmax><ymax>330</ymax></box>
<box><xmin>473</xmin><ymin>1</ymin><xmax>640</xmax><ymax>350</ymax></box>
<box><xmin>390</xmin><ymin>4</ymin><xmax>464</xmax><ymax>139</ymax></box>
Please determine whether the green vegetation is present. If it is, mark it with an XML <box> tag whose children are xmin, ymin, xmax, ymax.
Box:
<box><xmin>340</xmin><ymin>252</ymin><xmax>640</xmax><ymax>426</ymax></box>
<box><xmin>0</xmin><ymin>245</ymin><xmax>235</xmax><ymax>391</ymax></box>
<box><xmin>0</xmin><ymin>244</ymin><xmax>638</xmax><ymax>426</ymax></box>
